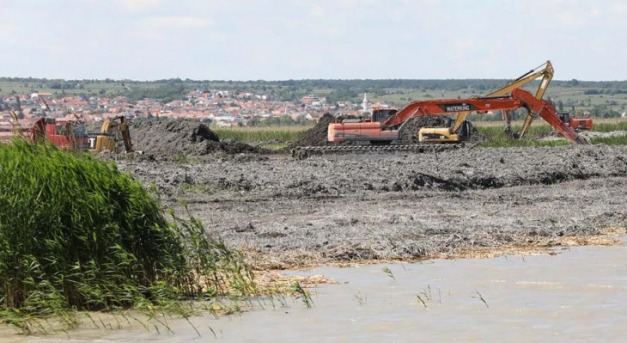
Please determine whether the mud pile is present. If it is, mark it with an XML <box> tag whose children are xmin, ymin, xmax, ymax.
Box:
<box><xmin>289</xmin><ymin>113</ymin><xmax>335</xmax><ymax>147</ymax></box>
<box><xmin>118</xmin><ymin>144</ymin><xmax>627</xmax><ymax>268</ymax></box>
<box><xmin>130</xmin><ymin>120</ymin><xmax>264</xmax><ymax>158</ymax></box>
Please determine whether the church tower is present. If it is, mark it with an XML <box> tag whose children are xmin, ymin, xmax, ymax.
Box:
<box><xmin>362</xmin><ymin>93</ymin><xmax>369</xmax><ymax>112</ymax></box>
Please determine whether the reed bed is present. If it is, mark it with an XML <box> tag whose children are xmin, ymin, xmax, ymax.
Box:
<box><xmin>590</xmin><ymin>136</ymin><xmax>627</xmax><ymax>145</ymax></box>
<box><xmin>213</xmin><ymin>126</ymin><xmax>311</xmax><ymax>142</ymax></box>
<box><xmin>476</xmin><ymin>122</ymin><xmax>627</xmax><ymax>147</ymax></box>
<box><xmin>475</xmin><ymin>125</ymin><xmax>570</xmax><ymax>148</ymax></box>
<box><xmin>592</xmin><ymin>120</ymin><xmax>627</xmax><ymax>132</ymax></box>
<box><xmin>0</xmin><ymin>140</ymin><xmax>254</xmax><ymax>332</ymax></box>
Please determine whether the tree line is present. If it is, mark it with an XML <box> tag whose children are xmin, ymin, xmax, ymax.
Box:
<box><xmin>1</xmin><ymin>77</ymin><xmax>627</xmax><ymax>105</ymax></box>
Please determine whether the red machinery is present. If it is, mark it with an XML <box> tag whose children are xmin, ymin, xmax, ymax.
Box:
<box><xmin>0</xmin><ymin>117</ymin><xmax>89</xmax><ymax>150</ymax></box>
<box><xmin>328</xmin><ymin>88</ymin><xmax>588</xmax><ymax>144</ymax></box>
<box><xmin>558</xmin><ymin>112</ymin><xmax>593</xmax><ymax>131</ymax></box>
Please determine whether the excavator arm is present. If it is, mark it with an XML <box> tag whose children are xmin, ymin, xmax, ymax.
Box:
<box><xmin>486</xmin><ymin>60</ymin><xmax>554</xmax><ymax>98</ymax></box>
<box><xmin>511</xmin><ymin>89</ymin><xmax>587</xmax><ymax>144</ymax></box>
<box><xmin>382</xmin><ymin>97</ymin><xmax>520</xmax><ymax>128</ymax></box>
<box><xmin>509</xmin><ymin>61</ymin><xmax>554</xmax><ymax>138</ymax></box>
<box><xmin>439</xmin><ymin>60</ymin><xmax>554</xmax><ymax>139</ymax></box>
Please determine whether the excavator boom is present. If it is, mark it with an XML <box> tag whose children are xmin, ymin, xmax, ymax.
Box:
<box><xmin>383</xmin><ymin>97</ymin><xmax>519</xmax><ymax>128</ymax></box>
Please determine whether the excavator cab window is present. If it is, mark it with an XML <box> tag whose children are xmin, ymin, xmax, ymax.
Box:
<box><xmin>73</xmin><ymin>124</ymin><xmax>87</xmax><ymax>136</ymax></box>
<box><xmin>558</xmin><ymin>112</ymin><xmax>571</xmax><ymax>126</ymax></box>
<box><xmin>56</xmin><ymin>124</ymin><xmax>67</xmax><ymax>135</ymax></box>
<box><xmin>372</xmin><ymin>109</ymin><xmax>397</xmax><ymax>123</ymax></box>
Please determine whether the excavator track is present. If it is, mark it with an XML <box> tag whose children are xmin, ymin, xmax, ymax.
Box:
<box><xmin>291</xmin><ymin>143</ymin><xmax>470</xmax><ymax>159</ymax></box>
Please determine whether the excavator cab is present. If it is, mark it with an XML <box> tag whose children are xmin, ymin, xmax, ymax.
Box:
<box><xmin>557</xmin><ymin>112</ymin><xmax>593</xmax><ymax>131</ymax></box>
<box><xmin>372</xmin><ymin>108</ymin><xmax>398</xmax><ymax>123</ymax></box>
<box><xmin>558</xmin><ymin>112</ymin><xmax>571</xmax><ymax>125</ymax></box>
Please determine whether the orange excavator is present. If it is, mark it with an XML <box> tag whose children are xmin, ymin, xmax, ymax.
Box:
<box><xmin>328</xmin><ymin>88</ymin><xmax>588</xmax><ymax>144</ymax></box>
<box><xmin>331</xmin><ymin>60</ymin><xmax>590</xmax><ymax>144</ymax></box>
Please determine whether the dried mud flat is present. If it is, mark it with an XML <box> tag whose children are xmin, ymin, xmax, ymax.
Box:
<box><xmin>116</xmin><ymin>143</ymin><xmax>627</xmax><ymax>270</ymax></box>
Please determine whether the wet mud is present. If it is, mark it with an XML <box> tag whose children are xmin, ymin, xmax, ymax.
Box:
<box><xmin>117</xmin><ymin>143</ymin><xmax>627</xmax><ymax>269</ymax></box>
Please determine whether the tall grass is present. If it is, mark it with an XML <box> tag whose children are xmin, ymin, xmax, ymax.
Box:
<box><xmin>475</xmin><ymin>125</ymin><xmax>571</xmax><ymax>148</ymax></box>
<box><xmin>0</xmin><ymin>140</ymin><xmax>254</xmax><ymax>330</ymax></box>
<box><xmin>213</xmin><ymin>126</ymin><xmax>311</xmax><ymax>142</ymax></box>
<box><xmin>590</xmin><ymin>136</ymin><xmax>627</xmax><ymax>145</ymax></box>
<box><xmin>476</xmin><ymin>121</ymin><xmax>627</xmax><ymax>147</ymax></box>
<box><xmin>593</xmin><ymin>120</ymin><xmax>627</xmax><ymax>132</ymax></box>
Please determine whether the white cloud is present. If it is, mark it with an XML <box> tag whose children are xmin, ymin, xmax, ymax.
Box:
<box><xmin>308</xmin><ymin>4</ymin><xmax>326</xmax><ymax>18</ymax></box>
<box><xmin>141</xmin><ymin>16</ymin><xmax>213</xmax><ymax>30</ymax></box>
<box><xmin>115</xmin><ymin>0</ymin><xmax>165</xmax><ymax>12</ymax></box>
<box><xmin>611</xmin><ymin>2</ymin><xmax>627</xmax><ymax>12</ymax></box>
<box><xmin>0</xmin><ymin>0</ymin><xmax>625</xmax><ymax>80</ymax></box>
<box><xmin>0</xmin><ymin>23</ymin><xmax>17</xmax><ymax>37</ymax></box>
<box><xmin>553</xmin><ymin>8</ymin><xmax>600</xmax><ymax>29</ymax></box>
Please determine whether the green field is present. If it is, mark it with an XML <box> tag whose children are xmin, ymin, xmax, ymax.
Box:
<box><xmin>213</xmin><ymin>125</ymin><xmax>312</xmax><ymax>142</ymax></box>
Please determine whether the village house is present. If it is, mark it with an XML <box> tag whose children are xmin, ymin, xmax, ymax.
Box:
<box><xmin>0</xmin><ymin>87</ymin><xmax>352</xmax><ymax>128</ymax></box>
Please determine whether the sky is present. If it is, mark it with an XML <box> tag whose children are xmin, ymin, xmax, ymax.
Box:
<box><xmin>0</xmin><ymin>0</ymin><xmax>625</xmax><ymax>81</ymax></box>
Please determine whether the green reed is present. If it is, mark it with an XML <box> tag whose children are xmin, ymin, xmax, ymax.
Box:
<box><xmin>0</xmin><ymin>140</ymin><xmax>254</xmax><ymax>331</ymax></box>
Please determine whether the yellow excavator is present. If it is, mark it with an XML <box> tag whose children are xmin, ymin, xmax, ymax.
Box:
<box><xmin>418</xmin><ymin>60</ymin><xmax>554</xmax><ymax>142</ymax></box>
<box><xmin>88</xmin><ymin>116</ymin><xmax>133</xmax><ymax>153</ymax></box>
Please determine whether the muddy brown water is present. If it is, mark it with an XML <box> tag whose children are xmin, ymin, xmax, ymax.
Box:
<box><xmin>9</xmin><ymin>241</ymin><xmax>626</xmax><ymax>343</ymax></box>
